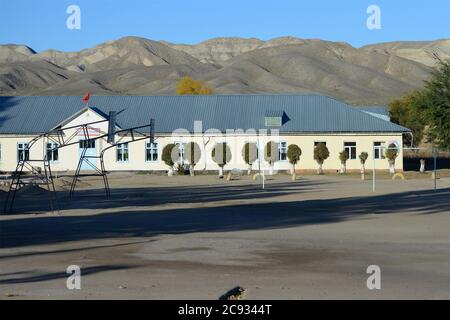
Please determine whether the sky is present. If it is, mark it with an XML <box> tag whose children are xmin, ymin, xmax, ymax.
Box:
<box><xmin>1</xmin><ymin>0</ymin><xmax>449</xmax><ymax>52</ymax></box>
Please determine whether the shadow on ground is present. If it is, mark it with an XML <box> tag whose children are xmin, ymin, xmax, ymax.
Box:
<box><xmin>0</xmin><ymin>265</ymin><xmax>132</xmax><ymax>285</ymax></box>
<box><xmin>1</xmin><ymin>178</ymin><xmax>330</xmax><ymax>213</ymax></box>
<box><xmin>1</xmin><ymin>181</ymin><xmax>448</xmax><ymax>249</ymax></box>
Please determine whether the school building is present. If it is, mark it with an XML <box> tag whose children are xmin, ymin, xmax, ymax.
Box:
<box><xmin>0</xmin><ymin>94</ymin><xmax>410</xmax><ymax>173</ymax></box>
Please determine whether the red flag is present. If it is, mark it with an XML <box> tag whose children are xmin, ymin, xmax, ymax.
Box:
<box><xmin>82</xmin><ymin>92</ymin><xmax>91</xmax><ymax>103</ymax></box>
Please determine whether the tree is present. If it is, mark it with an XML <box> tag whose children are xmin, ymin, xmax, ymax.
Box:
<box><xmin>389</xmin><ymin>92</ymin><xmax>425</xmax><ymax>147</ymax></box>
<box><xmin>264</xmin><ymin>141</ymin><xmax>278</xmax><ymax>175</ymax></box>
<box><xmin>176</xmin><ymin>76</ymin><xmax>213</xmax><ymax>95</ymax></box>
<box><xmin>184</xmin><ymin>142</ymin><xmax>201</xmax><ymax>176</ymax></box>
<box><xmin>418</xmin><ymin>59</ymin><xmax>450</xmax><ymax>150</ymax></box>
<box><xmin>359</xmin><ymin>152</ymin><xmax>369</xmax><ymax>180</ymax></box>
<box><xmin>242</xmin><ymin>142</ymin><xmax>258</xmax><ymax>175</ymax></box>
<box><xmin>385</xmin><ymin>143</ymin><xmax>399</xmax><ymax>174</ymax></box>
<box><xmin>390</xmin><ymin>60</ymin><xmax>450</xmax><ymax>150</ymax></box>
<box><xmin>287</xmin><ymin>144</ymin><xmax>302</xmax><ymax>176</ymax></box>
<box><xmin>314</xmin><ymin>143</ymin><xmax>329</xmax><ymax>174</ymax></box>
<box><xmin>338</xmin><ymin>150</ymin><xmax>349</xmax><ymax>174</ymax></box>
<box><xmin>162</xmin><ymin>143</ymin><xmax>177</xmax><ymax>176</ymax></box>
<box><xmin>211</xmin><ymin>143</ymin><xmax>231</xmax><ymax>178</ymax></box>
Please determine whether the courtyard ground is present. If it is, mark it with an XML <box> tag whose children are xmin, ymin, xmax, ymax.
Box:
<box><xmin>0</xmin><ymin>172</ymin><xmax>449</xmax><ymax>299</ymax></box>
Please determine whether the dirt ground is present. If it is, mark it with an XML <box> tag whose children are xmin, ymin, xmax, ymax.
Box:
<box><xmin>1</xmin><ymin>172</ymin><xmax>450</xmax><ymax>299</ymax></box>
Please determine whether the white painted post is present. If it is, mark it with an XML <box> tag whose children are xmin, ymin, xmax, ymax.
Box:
<box><xmin>372</xmin><ymin>145</ymin><xmax>376</xmax><ymax>193</ymax></box>
<box><xmin>257</xmin><ymin>136</ymin><xmax>264</xmax><ymax>190</ymax></box>
<box><xmin>433</xmin><ymin>146</ymin><xmax>437</xmax><ymax>192</ymax></box>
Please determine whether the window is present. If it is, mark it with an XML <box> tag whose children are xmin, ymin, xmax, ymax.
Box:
<box><xmin>116</xmin><ymin>143</ymin><xmax>129</xmax><ymax>162</ymax></box>
<box><xmin>374</xmin><ymin>141</ymin><xmax>384</xmax><ymax>159</ymax></box>
<box><xmin>79</xmin><ymin>139</ymin><xmax>95</xmax><ymax>149</ymax></box>
<box><xmin>46</xmin><ymin>142</ymin><xmax>59</xmax><ymax>162</ymax></box>
<box><xmin>314</xmin><ymin>141</ymin><xmax>327</xmax><ymax>147</ymax></box>
<box><xmin>344</xmin><ymin>142</ymin><xmax>357</xmax><ymax>159</ymax></box>
<box><xmin>146</xmin><ymin>142</ymin><xmax>158</xmax><ymax>162</ymax></box>
<box><xmin>175</xmin><ymin>142</ymin><xmax>185</xmax><ymax>163</ymax></box>
<box><xmin>278</xmin><ymin>141</ymin><xmax>287</xmax><ymax>161</ymax></box>
<box><xmin>265</xmin><ymin>116</ymin><xmax>282</xmax><ymax>127</ymax></box>
<box><xmin>17</xmin><ymin>142</ymin><xmax>29</xmax><ymax>161</ymax></box>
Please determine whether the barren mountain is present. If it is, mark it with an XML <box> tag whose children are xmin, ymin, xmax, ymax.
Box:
<box><xmin>36</xmin><ymin>37</ymin><xmax>207</xmax><ymax>72</ymax></box>
<box><xmin>0</xmin><ymin>45</ymin><xmax>36</xmax><ymax>63</ymax></box>
<box><xmin>0</xmin><ymin>60</ymin><xmax>72</xmax><ymax>94</ymax></box>
<box><xmin>204</xmin><ymin>40</ymin><xmax>431</xmax><ymax>104</ymax></box>
<box><xmin>362</xmin><ymin>39</ymin><xmax>450</xmax><ymax>67</ymax></box>
<box><xmin>0</xmin><ymin>35</ymin><xmax>447</xmax><ymax>104</ymax></box>
<box><xmin>164</xmin><ymin>36</ymin><xmax>307</xmax><ymax>65</ymax></box>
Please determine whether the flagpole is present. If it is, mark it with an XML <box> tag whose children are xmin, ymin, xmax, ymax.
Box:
<box><xmin>83</xmin><ymin>92</ymin><xmax>91</xmax><ymax>108</ymax></box>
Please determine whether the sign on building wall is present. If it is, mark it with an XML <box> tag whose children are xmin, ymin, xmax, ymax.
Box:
<box><xmin>75</xmin><ymin>126</ymin><xmax>101</xmax><ymax>137</ymax></box>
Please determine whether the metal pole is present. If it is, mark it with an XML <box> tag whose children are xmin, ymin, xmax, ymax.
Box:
<box><xmin>262</xmin><ymin>168</ymin><xmax>265</xmax><ymax>190</ymax></box>
<box><xmin>257</xmin><ymin>135</ymin><xmax>264</xmax><ymax>190</ymax></box>
<box><xmin>408</xmin><ymin>132</ymin><xmax>414</xmax><ymax>148</ymax></box>
<box><xmin>433</xmin><ymin>146</ymin><xmax>437</xmax><ymax>192</ymax></box>
<box><xmin>372</xmin><ymin>145</ymin><xmax>376</xmax><ymax>193</ymax></box>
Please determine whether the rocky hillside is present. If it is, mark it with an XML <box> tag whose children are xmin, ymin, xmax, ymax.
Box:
<box><xmin>1</xmin><ymin>36</ymin><xmax>448</xmax><ymax>105</ymax></box>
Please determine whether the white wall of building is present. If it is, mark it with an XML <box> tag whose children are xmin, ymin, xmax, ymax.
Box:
<box><xmin>0</xmin><ymin>109</ymin><xmax>404</xmax><ymax>173</ymax></box>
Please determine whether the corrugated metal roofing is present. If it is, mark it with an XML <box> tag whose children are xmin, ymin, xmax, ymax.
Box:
<box><xmin>264</xmin><ymin>110</ymin><xmax>284</xmax><ymax>117</ymax></box>
<box><xmin>358</xmin><ymin>106</ymin><xmax>389</xmax><ymax>116</ymax></box>
<box><xmin>0</xmin><ymin>94</ymin><xmax>410</xmax><ymax>134</ymax></box>
<box><xmin>358</xmin><ymin>106</ymin><xmax>390</xmax><ymax>122</ymax></box>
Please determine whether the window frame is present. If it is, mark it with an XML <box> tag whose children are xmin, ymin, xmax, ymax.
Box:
<box><xmin>116</xmin><ymin>142</ymin><xmax>129</xmax><ymax>162</ymax></box>
<box><xmin>17</xmin><ymin>142</ymin><xmax>30</xmax><ymax>162</ymax></box>
<box><xmin>145</xmin><ymin>141</ymin><xmax>159</xmax><ymax>162</ymax></box>
<box><xmin>46</xmin><ymin>142</ymin><xmax>59</xmax><ymax>162</ymax></box>
<box><xmin>174</xmin><ymin>141</ymin><xmax>185</xmax><ymax>164</ymax></box>
<box><xmin>314</xmin><ymin>141</ymin><xmax>327</xmax><ymax>147</ymax></box>
<box><xmin>344</xmin><ymin>142</ymin><xmax>357</xmax><ymax>160</ymax></box>
<box><xmin>278</xmin><ymin>141</ymin><xmax>288</xmax><ymax>161</ymax></box>
<box><xmin>79</xmin><ymin>139</ymin><xmax>96</xmax><ymax>149</ymax></box>
<box><xmin>373</xmin><ymin>141</ymin><xmax>384</xmax><ymax>160</ymax></box>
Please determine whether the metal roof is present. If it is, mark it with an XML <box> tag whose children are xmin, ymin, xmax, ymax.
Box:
<box><xmin>0</xmin><ymin>94</ymin><xmax>410</xmax><ymax>134</ymax></box>
<box><xmin>264</xmin><ymin>110</ymin><xmax>284</xmax><ymax>117</ymax></box>
<box><xmin>358</xmin><ymin>106</ymin><xmax>390</xmax><ymax>122</ymax></box>
<box><xmin>357</xmin><ymin>106</ymin><xmax>389</xmax><ymax>116</ymax></box>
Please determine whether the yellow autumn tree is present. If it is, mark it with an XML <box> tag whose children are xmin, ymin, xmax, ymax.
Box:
<box><xmin>176</xmin><ymin>76</ymin><xmax>213</xmax><ymax>95</ymax></box>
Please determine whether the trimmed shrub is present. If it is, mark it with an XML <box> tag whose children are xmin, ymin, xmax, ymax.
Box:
<box><xmin>339</xmin><ymin>150</ymin><xmax>349</xmax><ymax>164</ymax></box>
<box><xmin>385</xmin><ymin>143</ymin><xmax>399</xmax><ymax>174</ymax></box>
<box><xmin>287</xmin><ymin>144</ymin><xmax>302</xmax><ymax>165</ymax></box>
<box><xmin>339</xmin><ymin>149</ymin><xmax>349</xmax><ymax>174</ymax></box>
<box><xmin>359</xmin><ymin>152</ymin><xmax>369</xmax><ymax>164</ymax></box>
<box><xmin>162</xmin><ymin>144</ymin><xmax>176</xmax><ymax>167</ymax></box>
<box><xmin>211</xmin><ymin>143</ymin><xmax>232</xmax><ymax>168</ymax></box>
<box><xmin>314</xmin><ymin>143</ymin><xmax>330</xmax><ymax>174</ymax></box>
<box><xmin>385</xmin><ymin>143</ymin><xmax>399</xmax><ymax>162</ymax></box>
<box><xmin>264</xmin><ymin>141</ymin><xmax>278</xmax><ymax>165</ymax></box>
<box><xmin>242</xmin><ymin>142</ymin><xmax>258</xmax><ymax>165</ymax></box>
<box><xmin>184</xmin><ymin>142</ymin><xmax>202</xmax><ymax>166</ymax></box>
